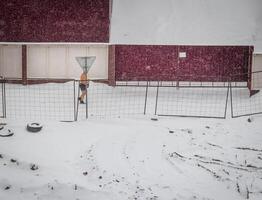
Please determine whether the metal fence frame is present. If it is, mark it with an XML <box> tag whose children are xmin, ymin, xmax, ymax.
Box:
<box><xmin>3</xmin><ymin>79</ymin><xmax>76</xmax><ymax>121</ymax></box>
<box><xmin>83</xmin><ymin>80</ymin><xmax>149</xmax><ymax>119</ymax></box>
<box><xmin>153</xmin><ymin>81</ymin><xmax>230</xmax><ymax>119</ymax></box>
<box><xmin>0</xmin><ymin>79</ymin><xmax>6</xmax><ymax>118</ymax></box>
<box><xmin>230</xmin><ymin>85</ymin><xmax>262</xmax><ymax>118</ymax></box>
<box><xmin>0</xmin><ymin>73</ymin><xmax>261</xmax><ymax>120</ymax></box>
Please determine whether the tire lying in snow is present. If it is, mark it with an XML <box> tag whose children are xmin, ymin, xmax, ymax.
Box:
<box><xmin>27</xmin><ymin>123</ymin><xmax>43</xmax><ymax>133</ymax></box>
<box><xmin>0</xmin><ymin>127</ymin><xmax>14</xmax><ymax>137</ymax></box>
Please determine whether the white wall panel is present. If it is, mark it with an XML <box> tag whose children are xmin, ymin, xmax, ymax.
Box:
<box><xmin>28</xmin><ymin>45</ymin><xmax>48</xmax><ymax>78</ymax></box>
<box><xmin>0</xmin><ymin>45</ymin><xmax>22</xmax><ymax>78</ymax></box>
<box><xmin>68</xmin><ymin>46</ymin><xmax>88</xmax><ymax>79</ymax></box>
<box><xmin>252</xmin><ymin>54</ymin><xmax>262</xmax><ymax>89</ymax></box>
<box><xmin>48</xmin><ymin>46</ymin><xmax>67</xmax><ymax>78</ymax></box>
<box><xmin>26</xmin><ymin>45</ymin><xmax>108</xmax><ymax>80</ymax></box>
<box><xmin>88</xmin><ymin>46</ymin><xmax>108</xmax><ymax>79</ymax></box>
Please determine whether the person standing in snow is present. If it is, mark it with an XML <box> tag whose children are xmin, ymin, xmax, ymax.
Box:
<box><xmin>78</xmin><ymin>69</ymin><xmax>89</xmax><ymax>104</ymax></box>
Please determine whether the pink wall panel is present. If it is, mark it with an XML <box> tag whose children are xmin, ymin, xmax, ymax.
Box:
<box><xmin>115</xmin><ymin>45</ymin><xmax>252</xmax><ymax>82</ymax></box>
<box><xmin>0</xmin><ymin>0</ymin><xmax>109</xmax><ymax>42</ymax></box>
<box><xmin>115</xmin><ymin>45</ymin><xmax>179</xmax><ymax>81</ymax></box>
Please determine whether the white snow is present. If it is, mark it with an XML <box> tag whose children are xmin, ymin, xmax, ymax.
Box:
<box><xmin>110</xmin><ymin>0</ymin><xmax>262</xmax><ymax>52</ymax></box>
<box><xmin>1</xmin><ymin>82</ymin><xmax>262</xmax><ymax>200</ymax></box>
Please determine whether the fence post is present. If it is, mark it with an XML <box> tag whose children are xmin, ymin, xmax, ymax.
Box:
<box><xmin>143</xmin><ymin>81</ymin><xmax>149</xmax><ymax>115</ymax></box>
<box><xmin>154</xmin><ymin>81</ymin><xmax>159</xmax><ymax>115</ymax></box>
<box><xmin>1</xmin><ymin>81</ymin><xmax>2</xmax><ymax>118</ymax></box>
<box><xmin>1</xmin><ymin>79</ymin><xmax>6</xmax><ymax>118</ymax></box>
<box><xmin>73</xmin><ymin>80</ymin><xmax>76</xmax><ymax>121</ymax></box>
<box><xmin>224</xmin><ymin>83</ymin><xmax>230</xmax><ymax>119</ymax></box>
<box><xmin>86</xmin><ymin>86</ymin><xmax>88</xmax><ymax>119</ymax></box>
<box><xmin>229</xmin><ymin>82</ymin><xmax>234</xmax><ymax>118</ymax></box>
<box><xmin>4</xmin><ymin>81</ymin><xmax>6</xmax><ymax>118</ymax></box>
<box><xmin>75</xmin><ymin>81</ymin><xmax>80</xmax><ymax>121</ymax></box>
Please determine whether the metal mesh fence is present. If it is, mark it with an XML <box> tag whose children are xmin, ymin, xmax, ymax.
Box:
<box><xmin>231</xmin><ymin>71</ymin><xmax>262</xmax><ymax>118</ymax></box>
<box><xmin>75</xmin><ymin>81</ymin><xmax>148</xmax><ymax>120</ymax></box>
<box><xmin>5</xmin><ymin>81</ymin><xmax>75</xmax><ymax>121</ymax></box>
<box><xmin>231</xmin><ymin>88</ymin><xmax>262</xmax><ymax>118</ymax></box>
<box><xmin>230</xmin><ymin>87</ymin><xmax>262</xmax><ymax>117</ymax></box>
<box><xmin>0</xmin><ymin>80</ymin><xmax>5</xmax><ymax>118</ymax></box>
<box><xmin>155</xmin><ymin>84</ymin><xmax>229</xmax><ymax>118</ymax></box>
<box><xmin>252</xmin><ymin>71</ymin><xmax>262</xmax><ymax>89</ymax></box>
<box><xmin>0</xmin><ymin>72</ymin><xmax>261</xmax><ymax>120</ymax></box>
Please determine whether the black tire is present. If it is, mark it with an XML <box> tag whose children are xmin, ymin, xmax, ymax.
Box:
<box><xmin>0</xmin><ymin>129</ymin><xmax>14</xmax><ymax>137</ymax></box>
<box><xmin>27</xmin><ymin>123</ymin><xmax>43</xmax><ymax>133</ymax></box>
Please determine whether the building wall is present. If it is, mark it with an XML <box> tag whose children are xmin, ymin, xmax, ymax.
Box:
<box><xmin>252</xmin><ymin>54</ymin><xmax>262</xmax><ymax>89</ymax></box>
<box><xmin>0</xmin><ymin>45</ymin><xmax>108</xmax><ymax>80</ymax></box>
<box><xmin>114</xmin><ymin>45</ymin><xmax>251</xmax><ymax>82</ymax></box>
<box><xmin>0</xmin><ymin>45</ymin><xmax>22</xmax><ymax>78</ymax></box>
<box><xmin>0</xmin><ymin>0</ymin><xmax>109</xmax><ymax>42</ymax></box>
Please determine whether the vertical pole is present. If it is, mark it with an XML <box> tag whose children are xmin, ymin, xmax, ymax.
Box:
<box><xmin>85</xmin><ymin>88</ymin><xmax>88</xmax><ymax>119</ymax></box>
<box><xmin>2</xmin><ymin>80</ymin><xmax>6</xmax><ymax>118</ymax></box>
<box><xmin>1</xmin><ymin>82</ymin><xmax>3</xmax><ymax>117</ymax></box>
<box><xmin>73</xmin><ymin>80</ymin><xmax>76</xmax><ymax>121</ymax></box>
<box><xmin>154</xmin><ymin>81</ymin><xmax>159</xmax><ymax>115</ymax></box>
<box><xmin>230</xmin><ymin>82</ymin><xmax>234</xmax><ymax>118</ymax></box>
<box><xmin>224</xmin><ymin>83</ymin><xmax>230</xmax><ymax>119</ymax></box>
<box><xmin>247</xmin><ymin>46</ymin><xmax>253</xmax><ymax>92</ymax></box>
<box><xmin>22</xmin><ymin>45</ymin><xmax>27</xmax><ymax>85</ymax></box>
<box><xmin>4</xmin><ymin>82</ymin><xmax>6</xmax><ymax>118</ymax></box>
<box><xmin>75</xmin><ymin>82</ymin><xmax>80</xmax><ymax>121</ymax></box>
<box><xmin>143</xmin><ymin>81</ymin><xmax>149</xmax><ymax>115</ymax></box>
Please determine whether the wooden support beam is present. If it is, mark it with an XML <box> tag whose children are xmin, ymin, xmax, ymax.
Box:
<box><xmin>108</xmin><ymin>45</ymin><xmax>116</xmax><ymax>86</ymax></box>
<box><xmin>22</xmin><ymin>45</ymin><xmax>27</xmax><ymax>85</ymax></box>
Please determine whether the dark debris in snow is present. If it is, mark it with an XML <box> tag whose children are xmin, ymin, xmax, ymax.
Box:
<box><xmin>4</xmin><ymin>185</ymin><xmax>11</xmax><ymax>190</ymax></box>
<box><xmin>247</xmin><ymin>117</ymin><xmax>253</xmax><ymax>123</ymax></box>
<box><xmin>235</xmin><ymin>147</ymin><xmax>262</xmax><ymax>152</ymax></box>
<box><xmin>151</xmin><ymin>118</ymin><xmax>158</xmax><ymax>121</ymax></box>
<box><xmin>30</xmin><ymin>164</ymin><xmax>39</xmax><ymax>171</ymax></box>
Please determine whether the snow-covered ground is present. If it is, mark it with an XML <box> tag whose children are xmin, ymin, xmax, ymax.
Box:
<box><xmin>1</xmin><ymin>82</ymin><xmax>262</xmax><ymax>200</ymax></box>
<box><xmin>1</xmin><ymin>115</ymin><xmax>262</xmax><ymax>200</ymax></box>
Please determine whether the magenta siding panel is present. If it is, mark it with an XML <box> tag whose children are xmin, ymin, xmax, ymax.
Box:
<box><xmin>115</xmin><ymin>45</ymin><xmax>251</xmax><ymax>82</ymax></box>
<box><xmin>0</xmin><ymin>0</ymin><xmax>109</xmax><ymax>42</ymax></box>
<box><xmin>115</xmin><ymin>45</ymin><xmax>179</xmax><ymax>81</ymax></box>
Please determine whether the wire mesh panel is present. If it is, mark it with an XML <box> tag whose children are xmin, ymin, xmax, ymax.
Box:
<box><xmin>156</xmin><ymin>85</ymin><xmax>229</xmax><ymax>118</ymax></box>
<box><xmin>5</xmin><ymin>81</ymin><xmax>75</xmax><ymax>121</ymax></box>
<box><xmin>76</xmin><ymin>81</ymin><xmax>147</xmax><ymax>119</ymax></box>
<box><xmin>0</xmin><ymin>80</ymin><xmax>5</xmax><ymax>118</ymax></box>
<box><xmin>231</xmin><ymin>87</ymin><xmax>262</xmax><ymax>117</ymax></box>
<box><xmin>252</xmin><ymin>71</ymin><xmax>262</xmax><ymax>90</ymax></box>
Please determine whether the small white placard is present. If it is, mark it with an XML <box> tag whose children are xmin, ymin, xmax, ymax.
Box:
<box><xmin>179</xmin><ymin>52</ymin><xmax>186</xmax><ymax>58</ymax></box>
